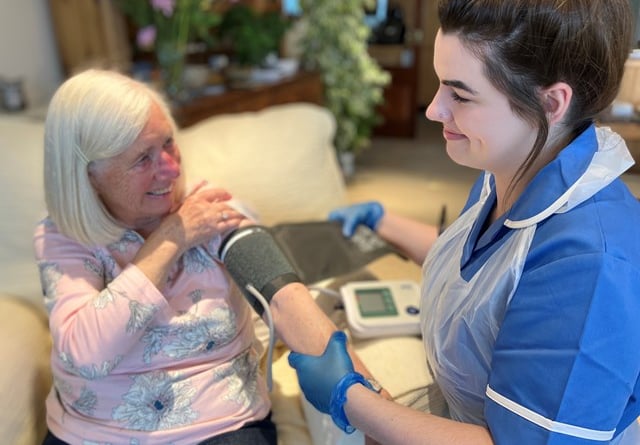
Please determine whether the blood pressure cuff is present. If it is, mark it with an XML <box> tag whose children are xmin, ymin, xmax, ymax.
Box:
<box><xmin>219</xmin><ymin>225</ymin><xmax>301</xmax><ymax>315</ymax></box>
<box><xmin>268</xmin><ymin>220</ymin><xmax>401</xmax><ymax>284</ymax></box>
<box><xmin>219</xmin><ymin>221</ymin><xmax>401</xmax><ymax>315</ymax></box>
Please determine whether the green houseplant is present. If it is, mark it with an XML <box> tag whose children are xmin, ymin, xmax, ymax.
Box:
<box><xmin>298</xmin><ymin>0</ymin><xmax>390</xmax><ymax>166</ymax></box>
<box><xmin>218</xmin><ymin>4</ymin><xmax>290</xmax><ymax>67</ymax></box>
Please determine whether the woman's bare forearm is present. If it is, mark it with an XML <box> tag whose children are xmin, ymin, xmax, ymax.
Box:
<box><xmin>270</xmin><ymin>283</ymin><xmax>380</xmax><ymax>382</ymax></box>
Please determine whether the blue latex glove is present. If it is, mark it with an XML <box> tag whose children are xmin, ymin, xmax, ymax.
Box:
<box><xmin>328</xmin><ymin>201</ymin><xmax>384</xmax><ymax>238</ymax></box>
<box><xmin>288</xmin><ymin>331</ymin><xmax>354</xmax><ymax>414</ymax></box>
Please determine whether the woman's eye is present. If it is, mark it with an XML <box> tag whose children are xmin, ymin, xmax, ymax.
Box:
<box><xmin>136</xmin><ymin>154</ymin><xmax>152</xmax><ymax>166</ymax></box>
<box><xmin>451</xmin><ymin>91</ymin><xmax>470</xmax><ymax>103</ymax></box>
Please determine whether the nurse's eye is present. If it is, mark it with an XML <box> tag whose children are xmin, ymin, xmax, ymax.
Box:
<box><xmin>451</xmin><ymin>91</ymin><xmax>470</xmax><ymax>103</ymax></box>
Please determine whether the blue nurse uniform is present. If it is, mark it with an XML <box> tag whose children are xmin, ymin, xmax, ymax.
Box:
<box><xmin>421</xmin><ymin>124</ymin><xmax>640</xmax><ymax>444</ymax></box>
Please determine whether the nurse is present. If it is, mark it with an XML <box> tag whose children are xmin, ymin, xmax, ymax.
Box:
<box><xmin>283</xmin><ymin>0</ymin><xmax>640</xmax><ymax>443</ymax></box>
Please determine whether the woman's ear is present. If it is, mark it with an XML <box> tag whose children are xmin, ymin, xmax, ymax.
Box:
<box><xmin>541</xmin><ymin>82</ymin><xmax>573</xmax><ymax>125</ymax></box>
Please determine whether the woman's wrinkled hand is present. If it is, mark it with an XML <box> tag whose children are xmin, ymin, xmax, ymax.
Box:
<box><xmin>162</xmin><ymin>185</ymin><xmax>248</xmax><ymax>253</ymax></box>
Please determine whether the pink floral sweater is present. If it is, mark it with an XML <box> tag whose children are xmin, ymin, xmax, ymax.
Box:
<box><xmin>33</xmin><ymin>218</ymin><xmax>271</xmax><ymax>444</ymax></box>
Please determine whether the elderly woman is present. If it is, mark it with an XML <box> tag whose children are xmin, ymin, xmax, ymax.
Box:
<box><xmin>34</xmin><ymin>69</ymin><xmax>274</xmax><ymax>445</ymax></box>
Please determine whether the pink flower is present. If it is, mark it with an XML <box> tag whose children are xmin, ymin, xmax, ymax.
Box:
<box><xmin>151</xmin><ymin>0</ymin><xmax>176</xmax><ymax>17</ymax></box>
<box><xmin>137</xmin><ymin>25</ymin><xmax>157</xmax><ymax>49</ymax></box>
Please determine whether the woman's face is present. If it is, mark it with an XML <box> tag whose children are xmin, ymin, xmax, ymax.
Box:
<box><xmin>89</xmin><ymin>102</ymin><xmax>181</xmax><ymax>235</ymax></box>
<box><xmin>426</xmin><ymin>30</ymin><xmax>537</xmax><ymax>179</ymax></box>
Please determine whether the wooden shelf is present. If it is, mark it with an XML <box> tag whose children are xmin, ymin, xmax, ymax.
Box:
<box><xmin>172</xmin><ymin>70</ymin><xmax>323</xmax><ymax>128</ymax></box>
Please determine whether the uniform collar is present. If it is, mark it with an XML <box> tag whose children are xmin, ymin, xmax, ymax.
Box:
<box><xmin>464</xmin><ymin>124</ymin><xmax>633</xmax><ymax>259</ymax></box>
<box><xmin>504</xmin><ymin>124</ymin><xmax>598</xmax><ymax>226</ymax></box>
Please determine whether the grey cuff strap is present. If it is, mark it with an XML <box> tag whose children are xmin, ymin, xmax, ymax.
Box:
<box><xmin>260</xmin><ymin>272</ymin><xmax>302</xmax><ymax>301</ymax></box>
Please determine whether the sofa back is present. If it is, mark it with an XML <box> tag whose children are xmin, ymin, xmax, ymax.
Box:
<box><xmin>179</xmin><ymin>102</ymin><xmax>347</xmax><ymax>226</ymax></box>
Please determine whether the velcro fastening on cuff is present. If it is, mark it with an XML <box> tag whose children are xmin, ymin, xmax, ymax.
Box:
<box><xmin>260</xmin><ymin>272</ymin><xmax>302</xmax><ymax>301</ymax></box>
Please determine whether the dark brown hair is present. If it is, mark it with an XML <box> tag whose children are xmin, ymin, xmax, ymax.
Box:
<box><xmin>438</xmin><ymin>0</ymin><xmax>632</xmax><ymax>193</ymax></box>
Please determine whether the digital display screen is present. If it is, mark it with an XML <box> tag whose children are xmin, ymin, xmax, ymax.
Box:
<box><xmin>356</xmin><ymin>287</ymin><xmax>397</xmax><ymax>317</ymax></box>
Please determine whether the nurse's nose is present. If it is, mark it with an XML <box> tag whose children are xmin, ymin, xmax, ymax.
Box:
<box><xmin>425</xmin><ymin>89</ymin><xmax>452</xmax><ymax>123</ymax></box>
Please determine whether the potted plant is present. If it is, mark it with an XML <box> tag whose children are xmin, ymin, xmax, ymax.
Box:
<box><xmin>218</xmin><ymin>4</ymin><xmax>290</xmax><ymax>68</ymax></box>
<box><xmin>297</xmin><ymin>0</ymin><xmax>390</xmax><ymax>175</ymax></box>
<box><xmin>116</xmin><ymin>0</ymin><xmax>222</xmax><ymax>99</ymax></box>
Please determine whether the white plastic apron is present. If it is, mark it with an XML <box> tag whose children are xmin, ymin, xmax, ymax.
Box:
<box><xmin>420</xmin><ymin>127</ymin><xmax>639</xmax><ymax>441</ymax></box>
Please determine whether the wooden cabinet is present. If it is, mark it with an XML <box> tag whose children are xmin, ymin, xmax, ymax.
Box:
<box><xmin>172</xmin><ymin>71</ymin><xmax>323</xmax><ymax>128</ymax></box>
<box><xmin>370</xmin><ymin>45</ymin><xmax>419</xmax><ymax>138</ymax></box>
<box><xmin>415</xmin><ymin>0</ymin><xmax>440</xmax><ymax>107</ymax></box>
<box><xmin>370</xmin><ymin>0</ymin><xmax>423</xmax><ymax>138</ymax></box>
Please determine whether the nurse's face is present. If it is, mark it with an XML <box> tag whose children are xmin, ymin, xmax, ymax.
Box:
<box><xmin>89</xmin><ymin>102</ymin><xmax>181</xmax><ymax>236</ymax></box>
<box><xmin>426</xmin><ymin>30</ymin><xmax>537</xmax><ymax>179</ymax></box>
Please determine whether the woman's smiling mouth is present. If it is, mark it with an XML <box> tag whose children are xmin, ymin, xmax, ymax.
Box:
<box><xmin>147</xmin><ymin>186</ymin><xmax>172</xmax><ymax>196</ymax></box>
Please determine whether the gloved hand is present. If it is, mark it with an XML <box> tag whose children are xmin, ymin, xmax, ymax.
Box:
<box><xmin>288</xmin><ymin>331</ymin><xmax>354</xmax><ymax>413</ymax></box>
<box><xmin>328</xmin><ymin>201</ymin><xmax>384</xmax><ymax>237</ymax></box>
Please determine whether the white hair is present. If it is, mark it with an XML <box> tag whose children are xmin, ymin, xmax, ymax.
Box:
<box><xmin>44</xmin><ymin>69</ymin><xmax>179</xmax><ymax>246</ymax></box>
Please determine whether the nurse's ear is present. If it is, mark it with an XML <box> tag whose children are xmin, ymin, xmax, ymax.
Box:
<box><xmin>541</xmin><ymin>82</ymin><xmax>573</xmax><ymax>125</ymax></box>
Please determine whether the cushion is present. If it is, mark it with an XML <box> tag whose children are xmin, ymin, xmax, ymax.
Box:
<box><xmin>0</xmin><ymin>295</ymin><xmax>52</xmax><ymax>445</ymax></box>
<box><xmin>178</xmin><ymin>103</ymin><xmax>347</xmax><ymax>226</ymax></box>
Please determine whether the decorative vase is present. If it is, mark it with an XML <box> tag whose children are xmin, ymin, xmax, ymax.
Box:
<box><xmin>156</xmin><ymin>41</ymin><xmax>187</xmax><ymax>100</ymax></box>
<box><xmin>339</xmin><ymin>151</ymin><xmax>356</xmax><ymax>179</ymax></box>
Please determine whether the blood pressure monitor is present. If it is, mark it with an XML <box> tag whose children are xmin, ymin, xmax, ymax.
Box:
<box><xmin>340</xmin><ymin>280</ymin><xmax>422</xmax><ymax>339</ymax></box>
